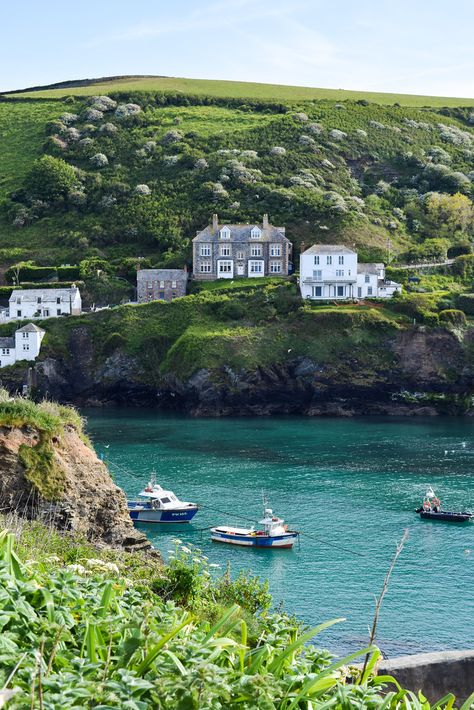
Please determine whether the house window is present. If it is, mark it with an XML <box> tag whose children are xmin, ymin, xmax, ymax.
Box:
<box><xmin>250</xmin><ymin>226</ymin><xmax>261</xmax><ymax>239</ymax></box>
<box><xmin>159</xmin><ymin>292</ymin><xmax>165</xmax><ymax>300</ymax></box>
<box><xmin>220</xmin><ymin>227</ymin><xmax>231</xmax><ymax>239</ymax></box>
<box><xmin>16</xmin><ymin>298</ymin><xmax>21</xmax><ymax>304</ymax></box>
<box><xmin>171</xmin><ymin>280</ymin><xmax>177</xmax><ymax>288</ymax></box>
<box><xmin>314</xmin><ymin>255</ymin><xmax>320</xmax><ymax>265</ymax></box>
<box><xmin>236</xmin><ymin>251</ymin><xmax>244</xmax><ymax>259</ymax></box>
<box><xmin>23</xmin><ymin>343</ymin><xmax>29</xmax><ymax>351</ymax></box>
<box><xmin>337</xmin><ymin>286</ymin><xmax>344</xmax><ymax>297</ymax></box>
<box><xmin>56</xmin><ymin>297</ymin><xmax>61</xmax><ymax>304</ymax></box>
<box><xmin>358</xmin><ymin>287</ymin><xmax>362</xmax><ymax>297</ymax></box>
<box><xmin>327</xmin><ymin>256</ymin><xmax>332</xmax><ymax>265</ymax></box>
<box><xmin>367</xmin><ymin>286</ymin><xmax>373</xmax><ymax>296</ymax></box>
<box><xmin>57</xmin><ymin>309</ymin><xmax>61</xmax><ymax>316</ymax></box>
<box><xmin>200</xmin><ymin>262</ymin><xmax>212</xmax><ymax>273</ymax></box>
<box><xmin>249</xmin><ymin>261</ymin><xmax>263</xmax><ymax>274</ymax></box>
<box><xmin>338</xmin><ymin>255</ymin><xmax>344</xmax><ymax>265</ymax></box>
<box><xmin>270</xmin><ymin>261</ymin><xmax>282</xmax><ymax>273</ymax></box>
<box><xmin>17</xmin><ymin>311</ymin><xmax>22</xmax><ymax>318</ymax></box>
<box><xmin>22</xmin><ymin>333</ymin><xmax>28</xmax><ymax>339</ymax></box>
<box><xmin>251</xmin><ymin>245</ymin><xmax>262</xmax><ymax>257</ymax></box>
<box><xmin>312</xmin><ymin>286</ymin><xmax>322</xmax><ymax>297</ymax></box>
<box><xmin>2</xmin><ymin>349</ymin><xmax>9</xmax><ymax>355</ymax></box>
<box><xmin>365</xmin><ymin>274</ymin><xmax>370</xmax><ymax>283</ymax></box>
<box><xmin>200</xmin><ymin>244</ymin><xmax>211</xmax><ymax>257</ymax></box>
<box><xmin>160</xmin><ymin>280</ymin><xmax>165</xmax><ymax>288</ymax></box>
<box><xmin>336</xmin><ymin>270</ymin><xmax>344</xmax><ymax>277</ymax></box>
<box><xmin>270</xmin><ymin>244</ymin><xmax>281</xmax><ymax>257</ymax></box>
<box><xmin>37</xmin><ymin>297</ymin><xmax>41</xmax><ymax>304</ymax></box>
<box><xmin>218</xmin><ymin>261</ymin><xmax>233</xmax><ymax>273</ymax></box>
<box><xmin>43</xmin><ymin>309</ymin><xmax>49</xmax><ymax>317</ymax></box>
<box><xmin>220</xmin><ymin>245</ymin><xmax>231</xmax><ymax>257</ymax></box>
<box><xmin>313</xmin><ymin>270</ymin><xmax>322</xmax><ymax>280</ymax></box>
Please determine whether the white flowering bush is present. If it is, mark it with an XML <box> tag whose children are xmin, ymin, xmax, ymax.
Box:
<box><xmin>230</xmin><ymin>200</ymin><xmax>240</xmax><ymax>209</ymax></box>
<box><xmin>162</xmin><ymin>129</ymin><xmax>184</xmax><ymax>144</ymax></box>
<box><xmin>393</xmin><ymin>207</ymin><xmax>406</xmax><ymax>220</ymax></box>
<box><xmin>60</xmin><ymin>112</ymin><xmax>78</xmax><ymax>125</ymax></box>
<box><xmin>240</xmin><ymin>149</ymin><xmax>258</xmax><ymax>161</ymax></box>
<box><xmin>135</xmin><ymin>184</ymin><xmax>151</xmax><ymax>195</ymax></box>
<box><xmin>143</xmin><ymin>140</ymin><xmax>156</xmax><ymax>153</ymax></box>
<box><xmin>85</xmin><ymin>108</ymin><xmax>104</xmax><ymax>122</ymax></box>
<box><xmin>90</xmin><ymin>95</ymin><xmax>117</xmax><ymax>112</ymax></box>
<box><xmin>163</xmin><ymin>154</ymin><xmax>179</xmax><ymax>166</ymax></box>
<box><xmin>65</xmin><ymin>127</ymin><xmax>81</xmax><ymax>142</ymax></box>
<box><xmin>402</xmin><ymin>118</ymin><xmax>431</xmax><ymax>130</ymax></box>
<box><xmin>68</xmin><ymin>189</ymin><xmax>87</xmax><ymax>206</ymax></box>
<box><xmin>368</xmin><ymin>120</ymin><xmax>386</xmax><ymax>129</ymax></box>
<box><xmin>293</xmin><ymin>112</ymin><xmax>308</xmax><ymax>122</ymax></box>
<box><xmin>321</xmin><ymin>158</ymin><xmax>335</xmax><ymax>169</ymax></box>
<box><xmin>299</xmin><ymin>134</ymin><xmax>316</xmax><ymax>148</ymax></box>
<box><xmin>270</xmin><ymin>146</ymin><xmax>286</xmax><ymax>156</ymax></box>
<box><xmin>329</xmin><ymin>129</ymin><xmax>347</xmax><ymax>141</ymax></box>
<box><xmin>390</xmin><ymin>126</ymin><xmax>402</xmax><ymax>133</ymax></box>
<box><xmin>348</xmin><ymin>195</ymin><xmax>365</xmax><ymax>209</ymax></box>
<box><xmin>99</xmin><ymin>195</ymin><xmax>117</xmax><ymax>208</ymax></box>
<box><xmin>376</xmin><ymin>180</ymin><xmax>391</xmax><ymax>194</ymax></box>
<box><xmin>90</xmin><ymin>152</ymin><xmax>109</xmax><ymax>168</ymax></box>
<box><xmin>307</xmin><ymin>122</ymin><xmax>323</xmax><ymax>135</ymax></box>
<box><xmin>99</xmin><ymin>122</ymin><xmax>118</xmax><ymax>135</ymax></box>
<box><xmin>355</xmin><ymin>128</ymin><xmax>367</xmax><ymax>137</ymax></box>
<box><xmin>211</xmin><ymin>182</ymin><xmax>229</xmax><ymax>199</ymax></box>
<box><xmin>427</xmin><ymin>146</ymin><xmax>452</xmax><ymax>164</ymax></box>
<box><xmin>194</xmin><ymin>158</ymin><xmax>209</xmax><ymax>170</ymax></box>
<box><xmin>135</xmin><ymin>148</ymin><xmax>147</xmax><ymax>159</ymax></box>
<box><xmin>51</xmin><ymin>135</ymin><xmax>67</xmax><ymax>150</ymax></box>
<box><xmin>324</xmin><ymin>191</ymin><xmax>348</xmax><ymax>213</ymax></box>
<box><xmin>79</xmin><ymin>137</ymin><xmax>94</xmax><ymax>147</ymax></box>
<box><xmin>438</xmin><ymin>123</ymin><xmax>473</xmax><ymax>147</ymax></box>
<box><xmin>115</xmin><ymin>103</ymin><xmax>141</xmax><ymax>119</ymax></box>
<box><xmin>225</xmin><ymin>159</ymin><xmax>261</xmax><ymax>185</ymax></box>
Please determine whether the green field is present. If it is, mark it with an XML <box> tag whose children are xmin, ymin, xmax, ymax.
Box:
<box><xmin>5</xmin><ymin>74</ymin><xmax>474</xmax><ymax>107</ymax></box>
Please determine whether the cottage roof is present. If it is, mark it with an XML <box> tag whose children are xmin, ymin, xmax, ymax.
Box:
<box><xmin>357</xmin><ymin>263</ymin><xmax>384</xmax><ymax>274</ymax></box>
<box><xmin>9</xmin><ymin>287</ymin><xmax>79</xmax><ymax>303</ymax></box>
<box><xmin>17</xmin><ymin>323</ymin><xmax>45</xmax><ymax>334</ymax></box>
<box><xmin>193</xmin><ymin>223</ymin><xmax>287</xmax><ymax>243</ymax></box>
<box><xmin>137</xmin><ymin>269</ymin><xmax>188</xmax><ymax>282</ymax></box>
<box><xmin>0</xmin><ymin>337</ymin><xmax>14</xmax><ymax>348</ymax></box>
<box><xmin>302</xmin><ymin>244</ymin><xmax>356</xmax><ymax>255</ymax></box>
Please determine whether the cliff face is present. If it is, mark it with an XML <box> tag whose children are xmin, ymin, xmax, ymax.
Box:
<box><xmin>5</xmin><ymin>324</ymin><xmax>474</xmax><ymax>416</ymax></box>
<box><xmin>0</xmin><ymin>420</ymin><xmax>149</xmax><ymax>550</ymax></box>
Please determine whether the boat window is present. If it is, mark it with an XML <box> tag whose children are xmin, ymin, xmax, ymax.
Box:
<box><xmin>160</xmin><ymin>497</ymin><xmax>171</xmax><ymax>504</ymax></box>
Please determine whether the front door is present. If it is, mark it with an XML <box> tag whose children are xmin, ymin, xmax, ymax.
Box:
<box><xmin>237</xmin><ymin>263</ymin><xmax>244</xmax><ymax>276</ymax></box>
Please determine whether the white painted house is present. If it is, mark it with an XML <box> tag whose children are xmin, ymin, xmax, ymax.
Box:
<box><xmin>6</xmin><ymin>285</ymin><xmax>82</xmax><ymax>321</ymax></box>
<box><xmin>0</xmin><ymin>324</ymin><xmax>45</xmax><ymax>368</ymax></box>
<box><xmin>299</xmin><ymin>245</ymin><xmax>401</xmax><ymax>300</ymax></box>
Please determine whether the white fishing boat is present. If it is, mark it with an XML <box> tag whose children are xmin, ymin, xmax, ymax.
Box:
<box><xmin>211</xmin><ymin>506</ymin><xmax>298</xmax><ymax>548</ymax></box>
<box><xmin>127</xmin><ymin>474</ymin><xmax>198</xmax><ymax>524</ymax></box>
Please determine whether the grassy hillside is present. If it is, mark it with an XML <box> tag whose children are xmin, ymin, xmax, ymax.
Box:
<box><xmin>6</xmin><ymin>74</ymin><xmax>474</xmax><ymax>107</ymax></box>
<box><xmin>1</xmin><ymin>77</ymin><xmax>474</xmax><ymax>297</ymax></box>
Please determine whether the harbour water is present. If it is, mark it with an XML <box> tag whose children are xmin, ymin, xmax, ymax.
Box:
<box><xmin>85</xmin><ymin>410</ymin><xmax>474</xmax><ymax>657</ymax></box>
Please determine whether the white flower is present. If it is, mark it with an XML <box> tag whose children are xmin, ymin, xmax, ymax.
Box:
<box><xmin>85</xmin><ymin>108</ymin><xmax>104</xmax><ymax>122</ymax></box>
<box><xmin>115</xmin><ymin>103</ymin><xmax>142</xmax><ymax>118</ymax></box>
<box><xmin>180</xmin><ymin>545</ymin><xmax>191</xmax><ymax>553</ymax></box>
<box><xmin>135</xmin><ymin>184</ymin><xmax>151</xmax><ymax>195</ymax></box>
<box><xmin>90</xmin><ymin>152</ymin><xmax>108</xmax><ymax>168</ymax></box>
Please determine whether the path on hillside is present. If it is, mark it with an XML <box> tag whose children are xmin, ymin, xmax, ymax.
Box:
<box><xmin>393</xmin><ymin>259</ymin><xmax>455</xmax><ymax>270</ymax></box>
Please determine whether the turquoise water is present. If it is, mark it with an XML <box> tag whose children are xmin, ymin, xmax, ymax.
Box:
<box><xmin>84</xmin><ymin>410</ymin><xmax>474</xmax><ymax>658</ymax></box>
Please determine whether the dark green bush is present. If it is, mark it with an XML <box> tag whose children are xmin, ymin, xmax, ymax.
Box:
<box><xmin>102</xmin><ymin>332</ymin><xmax>127</xmax><ymax>356</ymax></box>
<box><xmin>439</xmin><ymin>309</ymin><xmax>467</xmax><ymax>327</ymax></box>
<box><xmin>456</xmin><ymin>293</ymin><xmax>474</xmax><ymax>315</ymax></box>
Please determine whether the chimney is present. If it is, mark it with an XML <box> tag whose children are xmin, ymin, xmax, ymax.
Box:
<box><xmin>212</xmin><ymin>213</ymin><xmax>218</xmax><ymax>231</ymax></box>
<box><xmin>262</xmin><ymin>213</ymin><xmax>269</xmax><ymax>229</ymax></box>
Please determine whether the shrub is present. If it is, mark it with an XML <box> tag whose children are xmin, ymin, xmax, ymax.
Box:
<box><xmin>270</xmin><ymin>146</ymin><xmax>286</xmax><ymax>155</ymax></box>
<box><xmin>115</xmin><ymin>103</ymin><xmax>141</xmax><ymax>118</ymax></box>
<box><xmin>162</xmin><ymin>129</ymin><xmax>184</xmax><ymax>144</ymax></box>
<box><xmin>329</xmin><ymin>129</ymin><xmax>347</xmax><ymax>141</ymax></box>
<box><xmin>102</xmin><ymin>331</ymin><xmax>127</xmax><ymax>356</ymax></box>
<box><xmin>456</xmin><ymin>293</ymin><xmax>474</xmax><ymax>315</ymax></box>
<box><xmin>90</xmin><ymin>152</ymin><xmax>109</xmax><ymax>168</ymax></box>
<box><xmin>25</xmin><ymin>155</ymin><xmax>78</xmax><ymax>201</ymax></box>
<box><xmin>439</xmin><ymin>309</ymin><xmax>466</xmax><ymax>327</ymax></box>
<box><xmin>135</xmin><ymin>184</ymin><xmax>151</xmax><ymax>195</ymax></box>
<box><xmin>293</xmin><ymin>112</ymin><xmax>308</xmax><ymax>122</ymax></box>
<box><xmin>84</xmin><ymin>108</ymin><xmax>104</xmax><ymax>121</ymax></box>
<box><xmin>60</xmin><ymin>112</ymin><xmax>78</xmax><ymax>125</ymax></box>
<box><xmin>99</xmin><ymin>122</ymin><xmax>118</xmax><ymax>134</ymax></box>
<box><xmin>90</xmin><ymin>95</ymin><xmax>117</xmax><ymax>112</ymax></box>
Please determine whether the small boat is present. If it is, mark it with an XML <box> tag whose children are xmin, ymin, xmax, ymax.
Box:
<box><xmin>211</xmin><ymin>506</ymin><xmax>299</xmax><ymax>548</ymax></box>
<box><xmin>127</xmin><ymin>474</ymin><xmax>198</xmax><ymax>524</ymax></box>
<box><xmin>415</xmin><ymin>487</ymin><xmax>472</xmax><ymax>523</ymax></box>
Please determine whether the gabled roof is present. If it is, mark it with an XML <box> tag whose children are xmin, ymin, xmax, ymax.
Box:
<box><xmin>16</xmin><ymin>323</ymin><xmax>45</xmax><ymax>334</ymax></box>
<box><xmin>9</xmin><ymin>287</ymin><xmax>79</xmax><ymax>303</ymax></box>
<box><xmin>302</xmin><ymin>244</ymin><xmax>357</xmax><ymax>255</ymax></box>
<box><xmin>0</xmin><ymin>337</ymin><xmax>14</xmax><ymax>348</ymax></box>
<box><xmin>137</xmin><ymin>269</ymin><xmax>188</xmax><ymax>282</ymax></box>
<box><xmin>193</xmin><ymin>222</ymin><xmax>287</xmax><ymax>243</ymax></box>
<box><xmin>357</xmin><ymin>263</ymin><xmax>384</xmax><ymax>274</ymax></box>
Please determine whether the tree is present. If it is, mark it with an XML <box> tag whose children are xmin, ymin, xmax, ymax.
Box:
<box><xmin>26</xmin><ymin>155</ymin><xmax>77</xmax><ymax>201</ymax></box>
<box><xmin>424</xmin><ymin>192</ymin><xmax>474</xmax><ymax>238</ymax></box>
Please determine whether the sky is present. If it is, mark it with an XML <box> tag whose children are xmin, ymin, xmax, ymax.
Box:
<box><xmin>2</xmin><ymin>0</ymin><xmax>474</xmax><ymax>97</ymax></box>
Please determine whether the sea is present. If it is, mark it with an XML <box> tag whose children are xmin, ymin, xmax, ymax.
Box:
<box><xmin>84</xmin><ymin>409</ymin><xmax>474</xmax><ymax>658</ymax></box>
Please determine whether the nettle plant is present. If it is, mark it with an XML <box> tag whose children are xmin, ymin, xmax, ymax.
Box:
<box><xmin>0</xmin><ymin>532</ymin><xmax>472</xmax><ymax>709</ymax></box>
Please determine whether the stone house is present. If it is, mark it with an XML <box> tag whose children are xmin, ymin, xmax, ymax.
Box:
<box><xmin>299</xmin><ymin>245</ymin><xmax>401</xmax><ymax>300</ymax></box>
<box><xmin>6</xmin><ymin>285</ymin><xmax>82</xmax><ymax>321</ymax></box>
<box><xmin>192</xmin><ymin>214</ymin><xmax>292</xmax><ymax>280</ymax></box>
<box><xmin>0</xmin><ymin>323</ymin><xmax>45</xmax><ymax>368</ymax></box>
<box><xmin>137</xmin><ymin>268</ymin><xmax>188</xmax><ymax>303</ymax></box>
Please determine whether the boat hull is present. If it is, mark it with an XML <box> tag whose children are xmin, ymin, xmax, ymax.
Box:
<box><xmin>211</xmin><ymin>529</ymin><xmax>298</xmax><ymax>548</ymax></box>
<box><xmin>417</xmin><ymin>510</ymin><xmax>472</xmax><ymax>523</ymax></box>
<box><xmin>128</xmin><ymin>503</ymin><xmax>198</xmax><ymax>524</ymax></box>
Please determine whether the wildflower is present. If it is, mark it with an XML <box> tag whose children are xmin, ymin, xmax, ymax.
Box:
<box><xmin>180</xmin><ymin>545</ymin><xmax>191</xmax><ymax>554</ymax></box>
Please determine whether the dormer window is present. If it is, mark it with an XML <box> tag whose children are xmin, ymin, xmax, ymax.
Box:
<box><xmin>220</xmin><ymin>226</ymin><xmax>231</xmax><ymax>239</ymax></box>
<box><xmin>250</xmin><ymin>226</ymin><xmax>261</xmax><ymax>239</ymax></box>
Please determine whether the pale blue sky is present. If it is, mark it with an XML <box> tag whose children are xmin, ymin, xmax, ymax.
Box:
<box><xmin>2</xmin><ymin>0</ymin><xmax>474</xmax><ymax>97</ymax></box>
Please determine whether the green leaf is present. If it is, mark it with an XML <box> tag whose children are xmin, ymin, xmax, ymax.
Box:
<box><xmin>134</xmin><ymin>614</ymin><xmax>192</xmax><ymax>676</ymax></box>
<box><xmin>268</xmin><ymin>618</ymin><xmax>345</xmax><ymax>674</ymax></box>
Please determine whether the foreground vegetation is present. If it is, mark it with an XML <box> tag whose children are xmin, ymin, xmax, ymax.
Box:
<box><xmin>1</xmin><ymin>522</ymin><xmax>472</xmax><ymax>708</ymax></box>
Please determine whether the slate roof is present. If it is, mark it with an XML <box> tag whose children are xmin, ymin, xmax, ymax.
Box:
<box><xmin>0</xmin><ymin>337</ymin><xmax>14</xmax><ymax>348</ymax></box>
<box><xmin>17</xmin><ymin>323</ymin><xmax>45</xmax><ymax>334</ymax></box>
<box><xmin>302</xmin><ymin>244</ymin><xmax>357</xmax><ymax>255</ymax></box>
<box><xmin>194</xmin><ymin>223</ymin><xmax>287</xmax><ymax>243</ymax></box>
<box><xmin>9</xmin><ymin>287</ymin><xmax>79</xmax><ymax>303</ymax></box>
<box><xmin>137</xmin><ymin>269</ymin><xmax>188</xmax><ymax>282</ymax></box>
<box><xmin>357</xmin><ymin>263</ymin><xmax>384</xmax><ymax>274</ymax></box>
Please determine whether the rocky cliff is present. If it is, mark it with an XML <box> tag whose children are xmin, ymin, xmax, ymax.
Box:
<box><xmin>4</xmin><ymin>323</ymin><xmax>474</xmax><ymax>417</ymax></box>
<box><xmin>0</xmin><ymin>399</ymin><xmax>149</xmax><ymax>550</ymax></box>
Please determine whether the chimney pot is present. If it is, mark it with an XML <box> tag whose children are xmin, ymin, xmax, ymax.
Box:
<box><xmin>212</xmin><ymin>213</ymin><xmax>218</xmax><ymax>231</ymax></box>
<box><xmin>262</xmin><ymin>213</ymin><xmax>269</xmax><ymax>229</ymax></box>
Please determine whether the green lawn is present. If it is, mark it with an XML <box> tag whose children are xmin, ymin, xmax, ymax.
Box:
<box><xmin>5</xmin><ymin>75</ymin><xmax>474</xmax><ymax>107</ymax></box>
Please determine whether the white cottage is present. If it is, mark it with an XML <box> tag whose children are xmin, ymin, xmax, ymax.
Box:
<box><xmin>299</xmin><ymin>245</ymin><xmax>401</xmax><ymax>300</ymax></box>
<box><xmin>7</xmin><ymin>285</ymin><xmax>82</xmax><ymax>321</ymax></box>
<box><xmin>0</xmin><ymin>323</ymin><xmax>45</xmax><ymax>368</ymax></box>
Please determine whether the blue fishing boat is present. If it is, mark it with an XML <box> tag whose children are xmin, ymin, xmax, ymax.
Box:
<box><xmin>211</xmin><ymin>506</ymin><xmax>298</xmax><ymax>548</ymax></box>
<box><xmin>127</xmin><ymin>474</ymin><xmax>198</xmax><ymax>524</ymax></box>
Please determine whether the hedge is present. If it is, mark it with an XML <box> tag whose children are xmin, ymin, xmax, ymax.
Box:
<box><xmin>5</xmin><ymin>264</ymin><xmax>80</xmax><ymax>284</ymax></box>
